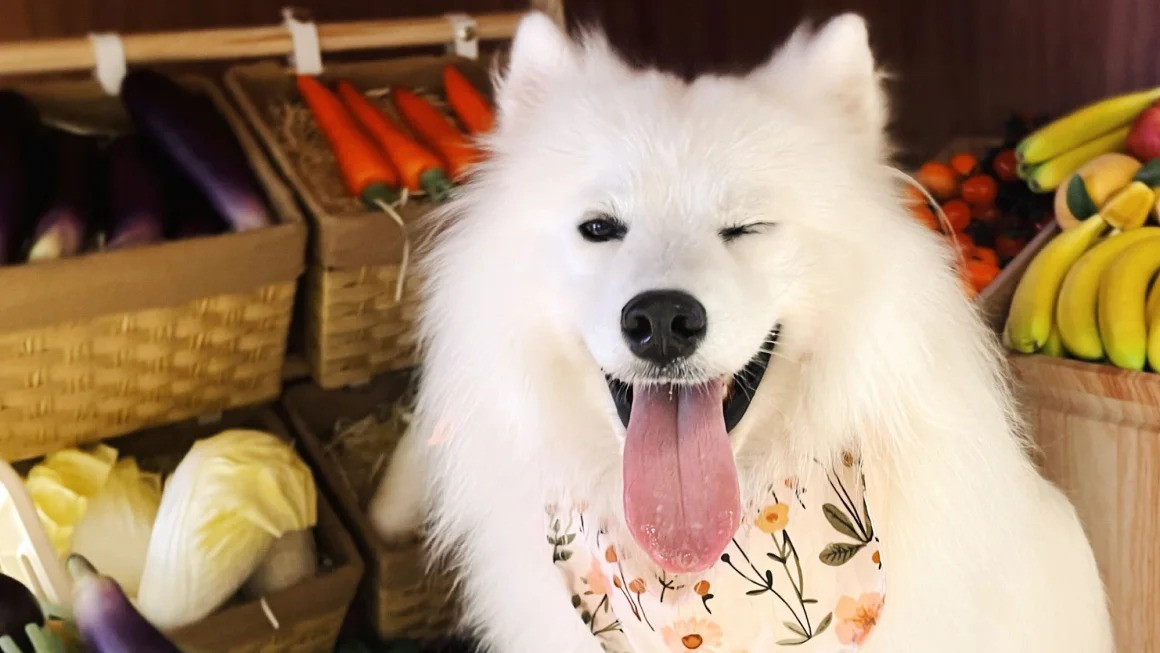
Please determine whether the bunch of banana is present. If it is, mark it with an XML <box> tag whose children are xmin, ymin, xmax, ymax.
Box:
<box><xmin>1005</xmin><ymin>182</ymin><xmax>1158</xmax><ymax>369</ymax></box>
<box><xmin>1017</xmin><ymin>86</ymin><xmax>1160</xmax><ymax>193</ymax></box>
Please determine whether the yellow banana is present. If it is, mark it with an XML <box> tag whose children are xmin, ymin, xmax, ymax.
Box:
<box><xmin>1098</xmin><ymin>238</ymin><xmax>1160</xmax><ymax>370</ymax></box>
<box><xmin>1006</xmin><ymin>214</ymin><xmax>1109</xmax><ymax>353</ymax></box>
<box><xmin>1053</xmin><ymin>153</ymin><xmax>1142</xmax><ymax>230</ymax></box>
<box><xmin>1026</xmin><ymin>127</ymin><xmax>1131</xmax><ymax>193</ymax></box>
<box><xmin>1148</xmin><ymin>290</ymin><xmax>1160</xmax><ymax>371</ymax></box>
<box><xmin>1017</xmin><ymin>86</ymin><xmax>1160</xmax><ymax>164</ymax></box>
<box><xmin>1101</xmin><ymin>181</ymin><xmax>1155</xmax><ymax>230</ymax></box>
<box><xmin>1055</xmin><ymin>227</ymin><xmax>1160</xmax><ymax>359</ymax></box>
<box><xmin>1041</xmin><ymin>323</ymin><xmax>1066</xmax><ymax>358</ymax></box>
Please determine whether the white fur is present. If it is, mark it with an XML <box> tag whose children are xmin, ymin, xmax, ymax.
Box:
<box><xmin>373</xmin><ymin>12</ymin><xmax>1114</xmax><ymax>652</ymax></box>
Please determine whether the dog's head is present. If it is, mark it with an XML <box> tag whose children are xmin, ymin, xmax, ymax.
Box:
<box><xmin>425</xmin><ymin>13</ymin><xmax>946</xmax><ymax>573</ymax></box>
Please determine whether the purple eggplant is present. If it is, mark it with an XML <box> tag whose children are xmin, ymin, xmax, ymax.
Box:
<box><xmin>27</xmin><ymin>131</ymin><xmax>92</xmax><ymax>262</ymax></box>
<box><xmin>0</xmin><ymin>573</ymin><xmax>44</xmax><ymax>651</ymax></box>
<box><xmin>0</xmin><ymin>91</ymin><xmax>39</xmax><ymax>265</ymax></box>
<box><xmin>120</xmin><ymin>69</ymin><xmax>272</xmax><ymax>232</ymax></box>
<box><xmin>67</xmin><ymin>555</ymin><xmax>183</xmax><ymax>653</ymax></box>
<box><xmin>106</xmin><ymin>135</ymin><xmax>166</xmax><ymax>249</ymax></box>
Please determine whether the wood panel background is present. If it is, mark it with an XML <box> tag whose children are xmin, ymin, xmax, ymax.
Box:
<box><xmin>2</xmin><ymin>0</ymin><xmax>1159</xmax><ymax>159</ymax></box>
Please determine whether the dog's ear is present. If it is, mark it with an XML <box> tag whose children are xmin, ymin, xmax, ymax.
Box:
<box><xmin>750</xmin><ymin>14</ymin><xmax>888</xmax><ymax>158</ymax></box>
<box><xmin>496</xmin><ymin>12</ymin><xmax>576</xmax><ymax>124</ymax></box>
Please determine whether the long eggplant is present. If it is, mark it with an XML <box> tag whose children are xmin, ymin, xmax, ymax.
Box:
<box><xmin>106</xmin><ymin>135</ymin><xmax>166</xmax><ymax>249</ymax></box>
<box><xmin>67</xmin><ymin>555</ymin><xmax>182</xmax><ymax>653</ymax></box>
<box><xmin>120</xmin><ymin>70</ymin><xmax>272</xmax><ymax>232</ymax></box>
<box><xmin>0</xmin><ymin>91</ymin><xmax>39</xmax><ymax>265</ymax></box>
<box><xmin>27</xmin><ymin>131</ymin><xmax>93</xmax><ymax>262</ymax></box>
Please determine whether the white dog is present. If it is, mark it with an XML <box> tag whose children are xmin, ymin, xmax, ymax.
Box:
<box><xmin>372</xmin><ymin>12</ymin><xmax>1114</xmax><ymax>653</ymax></box>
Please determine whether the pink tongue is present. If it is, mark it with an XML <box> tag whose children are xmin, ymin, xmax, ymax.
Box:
<box><xmin>623</xmin><ymin>380</ymin><xmax>741</xmax><ymax>574</ymax></box>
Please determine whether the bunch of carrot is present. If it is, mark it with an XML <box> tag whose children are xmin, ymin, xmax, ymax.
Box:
<box><xmin>295</xmin><ymin>64</ymin><xmax>494</xmax><ymax>208</ymax></box>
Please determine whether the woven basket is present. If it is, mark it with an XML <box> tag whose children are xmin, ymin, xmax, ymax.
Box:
<box><xmin>5</xmin><ymin>406</ymin><xmax>365</xmax><ymax>653</ymax></box>
<box><xmin>226</xmin><ymin>55</ymin><xmax>494</xmax><ymax>388</ymax></box>
<box><xmin>281</xmin><ymin>374</ymin><xmax>457</xmax><ymax>641</ymax></box>
<box><xmin>0</xmin><ymin>75</ymin><xmax>305</xmax><ymax>460</ymax></box>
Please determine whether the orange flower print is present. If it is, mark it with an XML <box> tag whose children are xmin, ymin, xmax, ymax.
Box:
<box><xmin>755</xmin><ymin>502</ymin><xmax>790</xmax><ymax>533</ymax></box>
<box><xmin>583</xmin><ymin>557</ymin><xmax>610</xmax><ymax>595</ymax></box>
<box><xmin>628</xmin><ymin>578</ymin><xmax>646</xmax><ymax>594</ymax></box>
<box><xmin>835</xmin><ymin>592</ymin><xmax>884</xmax><ymax>646</ymax></box>
<box><xmin>613</xmin><ymin>575</ymin><xmax>623</xmax><ymax>589</ymax></box>
<box><xmin>661</xmin><ymin>617</ymin><xmax>723</xmax><ymax>651</ymax></box>
<box><xmin>604</xmin><ymin>546</ymin><xmax>619</xmax><ymax>563</ymax></box>
<box><xmin>693</xmin><ymin>580</ymin><xmax>711</xmax><ymax>596</ymax></box>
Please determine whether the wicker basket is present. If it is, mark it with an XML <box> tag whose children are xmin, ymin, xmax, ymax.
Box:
<box><xmin>0</xmin><ymin>75</ymin><xmax>306</xmax><ymax>459</ymax></box>
<box><xmin>3</xmin><ymin>406</ymin><xmax>363</xmax><ymax>653</ymax></box>
<box><xmin>281</xmin><ymin>374</ymin><xmax>457</xmax><ymax>641</ymax></box>
<box><xmin>226</xmin><ymin>55</ymin><xmax>494</xmax><ymax>388</ymax></box>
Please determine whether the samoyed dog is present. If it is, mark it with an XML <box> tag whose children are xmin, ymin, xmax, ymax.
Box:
<box><xmin>371</xmin><ymin>11</ymin><xmax>1114</xmax><ymax>653</ymax></box>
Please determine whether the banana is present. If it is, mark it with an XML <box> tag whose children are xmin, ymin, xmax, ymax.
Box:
<box><xmin>1041</xmin><ymin>323</ymin><xmax>1066</xmax><ymax>358</ymax></box>
<box><xmin>1055</xmin><ymin>227</ymin><xmax>1160</xmax><ymax>359</ymax></box>
<box><xmin>1026</xmin><ymin>126</ymin><xmax>1131</xmax><ymax>193</ymax></box>
<box><xmin>1054</xmin><ymin>153</ymin><xmax>1142</xmax><ymax>229</ymax></box>
<box><xmin>1017</xmin><ymin>86</ymin><xmax>1160</xmax><ymax>164</ymax></box>
<box><xmin>1098</xmin><ymin>238</ymin><xmax>1160</xmax><ymax>370</ymax></box>
<box><xmin>1006</xmin><ymin>214</ymin><xmax>1109</xmax><ymax>353</ymax></box>
<box><xmin>1148</xmin><ymin>289</ymin><xmax>1160</xmax><ymax>371</ymax></box>
<box><xmin>1101</xmin><ymin>181</ymin><xmax>1156</xmax><ymax>230</ymax></box>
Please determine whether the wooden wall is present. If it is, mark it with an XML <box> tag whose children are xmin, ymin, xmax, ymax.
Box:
<box><xmin>2</xmin><ymin>0</ymin><xmax>1160</xmax><ymax>158</ymax></box>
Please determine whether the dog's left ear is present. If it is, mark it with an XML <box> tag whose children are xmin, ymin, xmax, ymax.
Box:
<box><xmin>751</xmin><ymin>14</ymin><xmax>888</xmax><ymax>158</ymax></box>
<box><xmin>495</xmin><ymin>12</ymin><xmax>577</xmax><ymax>125</ymax></box>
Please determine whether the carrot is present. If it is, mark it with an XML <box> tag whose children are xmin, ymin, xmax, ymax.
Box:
<box><xmin>335</xmin><ymin>80</ymin><xmax>454</xmax><ymax>202</ymax></box>
<box><xmin>295</xmin><ymin>75</ymin><xmax>400</xmax><ymax>207</ymax></box>
<box><xmin>390</xmin><ymin>85</ymin><xmax>482</xmax><ymax>180</ymax></box>
<box><xmin>442</xmin><ymin>65</ymin><xmax>495</xmax><ymax>134</ymax></box>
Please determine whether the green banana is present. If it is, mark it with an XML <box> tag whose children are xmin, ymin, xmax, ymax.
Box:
<box><xmin>1006</xmin><ymin>214</ymin><xmax>1109</xmax><ymax>353</ymax></box>
<box><xmin>1055</xmin><ymin>227</ymin><xmax>1160</xmax><ymax>360</ymax></box>
<box><xmin>1026</xmin><ymin>126</ymin><xmax>1131</xmax><ymax>193</ymax></box>
<box><xmin>1017</xmin><ymin>86</ymin><xmax>1160</xmax><ymax>164</ymax></box>
<box><xmin>1098</xmin><ymin>238</ymin><xmax>1160</xmax><ymax>370</ymax></box>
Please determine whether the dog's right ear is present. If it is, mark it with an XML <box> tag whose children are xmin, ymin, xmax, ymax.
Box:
<box><xmin>496</xmin><ymin>12</ymin><xmax>576</xmax><ymax>124</ymax></box>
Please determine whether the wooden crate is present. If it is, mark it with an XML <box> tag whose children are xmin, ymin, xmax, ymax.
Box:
<box><xmin>985</xmin><ymin>215</ymin><xmax>1157</xmax><ymax>651</ymax></box>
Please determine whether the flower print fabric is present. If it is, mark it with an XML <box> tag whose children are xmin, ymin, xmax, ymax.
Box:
<box><xmin>549</xmin><ymin>456</ymin><xmax>885</xmax><ymax>652</ymax></box>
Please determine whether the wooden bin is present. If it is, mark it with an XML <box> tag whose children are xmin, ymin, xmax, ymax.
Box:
<box><xmin>6</xmin><ymin>406</ymin><xmax>364</xmax><ymax>653</ymax></box>
<box><xmin>971</xmin><ymin>180</ymin><xmax>1155</xmax><ymax>648</ymax></box>
<box><xmin>226</xmin><ymin>55</ymin><xmax>494</xmax><ymax>389</ymax></box>
<box><xmin>280</xmin><ymin>374</ymin><xmax>457</xmax><ymax>642</ymax></box>
<box><xmin>0</xmin><ymin>75</ymin><xmax>306</xmax><ymax>459</ymax></box>
<box><xmin>990</xmin><ymin>260</ymin><xmax>1159</xmax><ymax>650</ymax></box>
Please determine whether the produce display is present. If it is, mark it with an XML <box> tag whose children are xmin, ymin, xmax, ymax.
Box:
<box><xmin>296</xmin><ymin>64</ymin><xmax>491</xmax><ymax>207</ymax></box>
<box><xmin>19</xmin><ymin>430</ymin><xmax>318</xmax><ymax>639</ymax></box>
<box><xmin>0</xmin><ymin>69</ymin><xmax>269</xmax><ymax>266</ymax></box>
<box><xmin>1003</xmin><ymin>87</ymin><xmax>1160</xmax><ymax>371</ymax></box>
<box><xmin>907</xmin><ymin>115</ymin><xmax>1056</xmax><ymax>297</ymax></box>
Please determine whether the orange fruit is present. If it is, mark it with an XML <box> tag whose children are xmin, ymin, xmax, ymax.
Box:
<box><xmin>910</xmin><ymin>203</ymin><xmax>940</xmax><ymax>230</ymax></box>
<box><xmin>965</xmin><ymin>258</ymin><xmax>1000</xmax><ymax>292</ymax></box>
<box><xmin>949</xmin><ymin>152</ymin><xmax>978</xmax><ymax>177</ymax></box>
<box><xmin>941</xmin><ymin>199</ymin><xmax>972</xmax><ymax>232</ymax></box>
<box><xmin>971</xmin><ymin>246</ymin><xmax>999</xmax><ymax>267</ymax></box>
<box><xmin>961</xmin><ymin>174</ymin><xmax>998</xmax><ymax>207</ymax></box>
<box><xmin>916</xmin><ymin>161</ymin><xmax>960</xmax><ymax>201</ymax></box>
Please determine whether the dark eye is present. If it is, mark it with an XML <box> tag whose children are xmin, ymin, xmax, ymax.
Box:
<box><xmin>719</xmin><ymin>222</ymin><xmax>774</xmax><ymax>242</ymax></box>
<box><xmin>578</xmin><ymin>215</ymin><xmax>628</xmax><ymax>243</ymax></box>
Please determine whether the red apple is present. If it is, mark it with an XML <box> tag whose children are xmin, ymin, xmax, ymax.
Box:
<box><xmin>1126</xmin><ymin>99</ymin><xmax>1160</xmax><ymax>161</ymax></box>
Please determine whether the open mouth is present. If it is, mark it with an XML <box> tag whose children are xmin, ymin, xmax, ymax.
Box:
<box><xmin>609</xmin><ymin>324</ymin><xmax>781</xmax><ymax>575</ymax></box>
<box><xmin>605</xmin><ymin>324</ymin><xmax>780</xmax><ymax>432</ymax></box>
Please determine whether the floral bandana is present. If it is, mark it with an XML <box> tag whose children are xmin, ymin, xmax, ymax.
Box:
<box><xmin>548</xmin><ymin>455</ymin><xmax>885</xmax><ymax>652</ymax></box>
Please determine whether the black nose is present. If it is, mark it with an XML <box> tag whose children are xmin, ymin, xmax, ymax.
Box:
<box><xmin>621</xmin><ymin>290</ymin><xmax>707</xmax><ymax>364</ymax></box>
